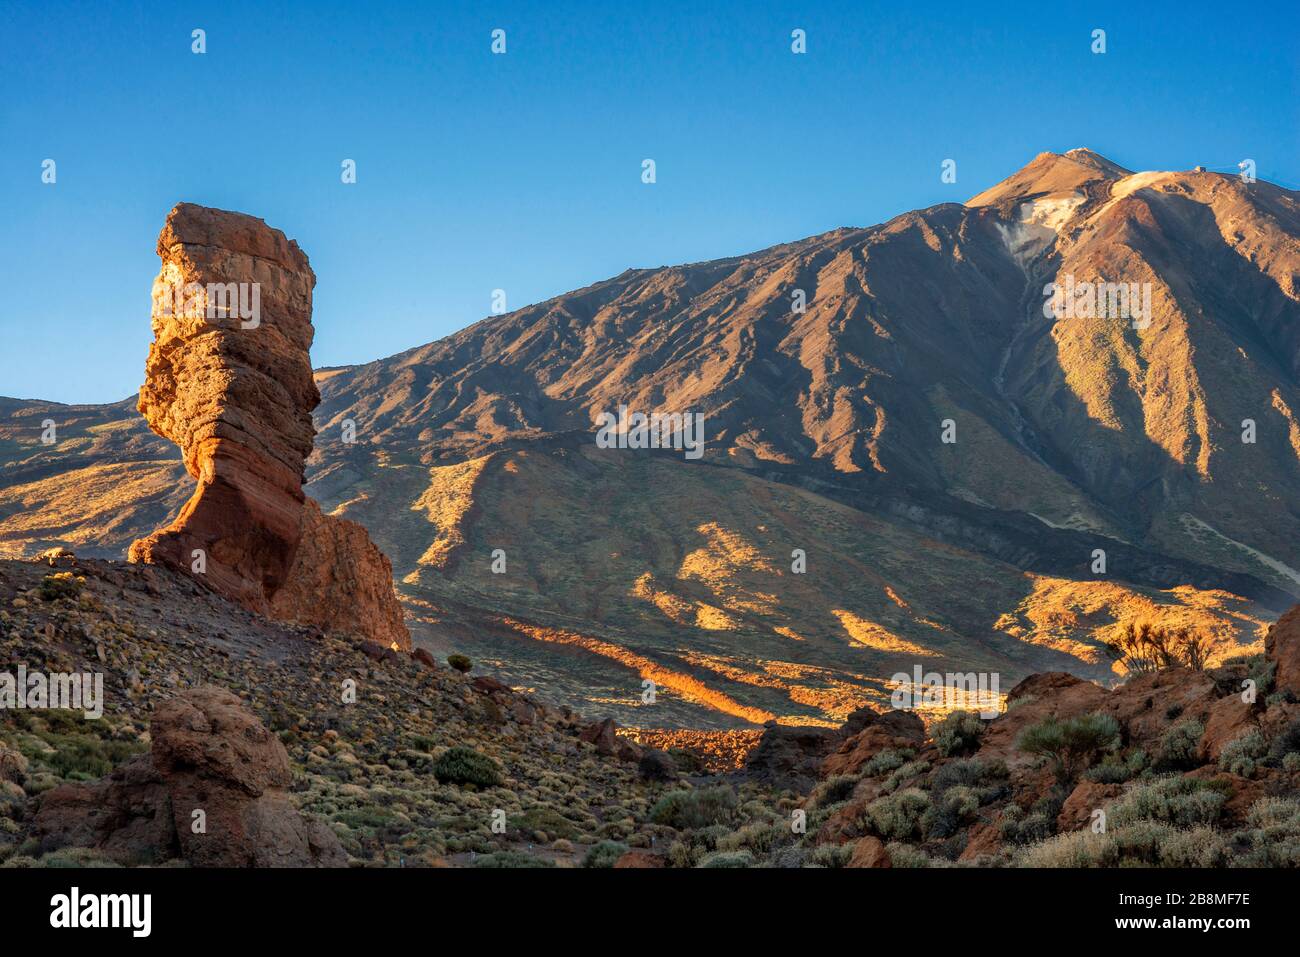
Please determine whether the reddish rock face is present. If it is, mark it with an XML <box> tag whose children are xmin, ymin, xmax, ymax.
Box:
<box><xmin>35</xmin><ymin>686</ymin><xmax>346</xmax><ymax>867</ymax></box>
<box><xmin>129</xmin><ymin>203</ymin><xmax>410</xmax><ymax>650</ymax></box>
<box><xmin>821</xmin><ymin>709</ymin><xmax>926</xmax><ymax>778</ymax></box>
<box><xmin>1056</xmin><ymin>780</ymin><xmax>1122</xmax><ymax>832</ymax></box>
<box><xmin>847</xmin><ymin>835</ymin><xmax>891</xmax><ymax>868</ymax></box>
<box><xmin>1267</xmin><ymin>606</ymin><xmax>1300</xmax><ymax>697</ymax></box>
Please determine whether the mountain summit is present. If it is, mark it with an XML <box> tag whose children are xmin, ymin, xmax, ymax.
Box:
<box><xmin>966</xmin><ymin>148</ymin><xmax>1131</xmax><ymax>206</ymax></box>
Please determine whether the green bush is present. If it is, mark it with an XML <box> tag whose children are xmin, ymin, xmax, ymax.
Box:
<box><xmin>1233</xmin><ymin>798</ymin><xmax>1300</xmax><ymax>867</ymax></box>
<box><xmin>922</xmin><ymin>785</ymin><xmax>980</xmax><ymax>839</ymax></box>
<box><xmin>933</xmin><ymin>711</ymin><xmax>985</xmax><ymax>757</ymax></box>
<box><xmin>37</xmin><ymin>572</ymin><xmax>83</xmax><ymax>602</ymax></box>
<box><xmin>1017</xmin><ymin>713</ymin><xmax>1120</xmax><ymax>781</ymax></box>
<box><xmin>446</xmin><ymin>654</ymin><xmax>473</xmax><ymax>673</ymax></box>
<box><xmin>1268</xmin><ymin>718</ymin><xmax>1300</xmax><ymax>762</ymax></box>
<box><xmin>859</xmin><ymin>748</ymin><xmax>914</xmax><ymax>778</ymax></box>
<box><xmin>931</xmin><ymin>756</ymin><xmax>1008</xmax><ymax>794</ymax></box>
<box><xmin>881</xmin><ymin>759</ymin><xmax>930</xmax><ymax>794</ymax></box>
<box><xmin>999</xmin><ymin>794</ymin><xmax>1064</xmax><ymax>845</ymax></box>
<box><xmin>714</xmin><ymin>821</ymin><xmax>783</xmax><ymax>855</ymax></box>
<box><xmin>33</xmin><ymin>847</ymin><xmax>121</xmax><ymax>868</ymax></box>
<box><xmin>518</xmin><ymin>806</ymin><xmax>579</xmax><ymax>840</ymax></box>
<box><xmin>582</xmin><ymin>840</ymin><xmax>629</xmax><ymax>868</ymax></box>
<box><xmin>1152</xmin><ymin>720</ymin><xmax>1203</xmax><ymax>772</ymax></box>
<box><xmin>649</xmin><ymin>786</ymin><xmax>737</xmax><ymax>830</ymax></box>
<box><xmin>1218</xmin><ymin>731</ymin><xmax>1267</xmax><ymax>778</ymax></box>
<box><xmin>473</xmin><ymin>851</ymin><xmax>553</xmax><ymax>868</ymax></box>
<box><xmin>1108</xmin><ymin>775</ymin><xmax>1225</xmax><ymax>828</ymax></box>
<box><xmin>808</xmin><ymin>774</ymin><xmax>858</xmax><ymax>809</ymax></box>
<box><xmin>1016</xmin><ymin>823</ymin><xmax>1227</xmax><ymax>868</ymax></box>
<box><xmin>807</xmin><ymin>844</ymin><xmax>852</xmax><ymax>868</ymax></box>
<box><xmin>885</xmin><ymin>842</ymin><xmax>943</xmax><ymax>868</ymax></box>
<box><xmin>432</xmin><ymin>746</ymin><xmax>502</xmax><ymax>788</ymax></box>
<box><xmin>1085</xmin><ymin>748</ymin><xmax>1147</xmax><ymax>784</ymax></box>
<box><xmin>696</xmin><ymin>849</ymin><xmax>755</xmax><ymax>868</ymax></box>
<box><xmin>863</xmin><ymin>788</ymin><xmax>931</xmax><ymax>841</ymax></box>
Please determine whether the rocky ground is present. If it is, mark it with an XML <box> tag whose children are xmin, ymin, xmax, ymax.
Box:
<box><xmin>0</xmin><ymin>552</ymin><xmax>789</xmax><ymax>867</ymax></box>
<box><xmin>3</xmin><ymin>551</ymin><xmax>1299</xmax><ymax>868</ymax></box>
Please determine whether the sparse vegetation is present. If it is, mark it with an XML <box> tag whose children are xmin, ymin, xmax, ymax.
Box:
<box><xmin>37</xmin><ymin>572</ymin><xmax>84</xmax><ymax>602</ymax></box>
<box><xmin>582</xmin><ymin>840</ymin><xmax>628</xmax><ymax>868</ymax></box>
<box><xmin>860</xmin><ymin>747</ymin><xmax>914</xmax><ymax>778</ymax></box>
<box><xmin>932</xmin><ymin>710</ymin><xmax>984</xmax><ymax>757</ymax></box>
<box><xmin>649</xmin><ymin>786</ymin><xmax>737</xmax><ymax>830</ymax></box>
<box><xmin>1151</xmin><ymin>719</ymin><xmax>1203</xmax><ymax>772</ymax></box>
<box><xmin>446</xmin><ymin>654</ymin><xmax>473</xmax><ymax>674</ymax></box>
<box><xmin>1017</xmin><ymin>713</ymin><xmax>1121</xmax><ymax>782</ymax></box>
<box><xmin>863</xmin><ymin>788</ymin><xmax>931</xmax><ymax>841</ymax></box>
<box><xmin>1108</xmin><ymin>775</ymin><xmax>1226</xmax><ymax>828</ymax></box>
<box><xmin>1104</xmin><ymin>622</ymin><xmax>1212</xmax><ymax>674</ymax></box>
<box><xmin>1218</xmin><ymin>731</ymin><xmax>1267</xmax><ymax>778</ymax></box>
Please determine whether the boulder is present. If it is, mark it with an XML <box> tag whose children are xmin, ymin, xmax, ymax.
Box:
<box><xmin>359</xmin><ymin>640</ymin><xmax>402</xmax><ymax>663</ymax></box>
<box><xmin>34</xmin><ymin>686</ymin><xmax>346</xmax><ymax>867</ymax></box>
<box><xmin>637</xmin><ymin>748</ymin><xmax>678</xmax><ymax>782</ymax></box>
<box><xmin>957</xmin><ymin>819</ymin><xmax>1004</xmax><ymax>863</ymax></box>
<box><xmin>847</xmin><ymin>835</ymin><xmax>891</xmax><ymax>868</ymax></box>
<box><xmin>1103</xmin><ymin>668</ymin><xmax>1220</xmax><ymax>749</ymax></box>
<box><xmin>975</xmin><ymin>672</ymin><xmax>1109</xmax><ymax>768</ymax></box>
<box><xmin>1199</xmin><ymin>694</ymin><xmax>1259</xmax><ymax>761</ymax></box>
<box><xmin>1056</xmin><ymin>780</ymin><xmax>1122</xmax><ymax>832</ymax></box>
<box><xmin>1266</xmin><ymin>606</ymin><xmax>1300</xmax><ymax>697</ymax></box>
<box><xmin>821</xmin><ymin>709</ymin><xmax>926</xmax><ymax>778</ymax></box>
<box><xmin>744</xmin><ymin>722</ymin><xmax>844</xmax><ymax>789</ymax></box>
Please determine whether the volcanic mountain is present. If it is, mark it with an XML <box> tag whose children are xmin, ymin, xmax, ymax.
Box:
<box><xmin>3</xmin><ymin>149</ymin><xmax>1298</xmax><ymax>729</ymax></box>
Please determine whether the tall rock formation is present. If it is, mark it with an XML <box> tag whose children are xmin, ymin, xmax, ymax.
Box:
<box><xmin>128</xmin><ymin>203</ymin><xmax>410</xmax><ymax>650</ymax></box>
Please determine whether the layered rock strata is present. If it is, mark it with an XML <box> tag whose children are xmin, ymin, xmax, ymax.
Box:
<box><xmin>129</xmin><ymin>203</ymin><xmax>409</xmax><ymax>649</ymax></box>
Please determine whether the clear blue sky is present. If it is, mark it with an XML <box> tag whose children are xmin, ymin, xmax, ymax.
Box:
<box><xmin>2</xmin><ymin>0</ymin><xmax>1296</xmax><ymax>404</ymax></box>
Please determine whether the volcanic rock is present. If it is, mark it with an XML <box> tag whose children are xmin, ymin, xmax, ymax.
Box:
<box><xmin>1266</xmin><ymin>606</ymin><xmax>1300</xmax><ymax>696</ymax></box>
<box><xmin>821</xmin><ymin>709</ymin><xmax>927</xmax><ymax>778</ymax></box>
<box><xmin>743</xmin><ymin>722</ymin><xmax>844</xmax><ymax>789</ymax></box>
<box><xmin>34</xmin><ymin>686</ymin><xmax>346</xmax><ymax>867</ymax></box>
<box><xmin>1056</xmin><ymin>780</ymin><xmax>1122</xmax><ymax>832</ymax></box>
<box><xmin>847</xmin><ymin>835</ymin><xmax>891</xmax><ymax>868</ymax></box>
<box><xmin>127</xmin><ymin>203</ymin><xmax>409</xmax><ymax>649</ymax></box>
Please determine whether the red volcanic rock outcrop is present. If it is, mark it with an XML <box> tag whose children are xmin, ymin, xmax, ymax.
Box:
<box><xmin>128</xmin><ymin>203</ymin><xmax>410</xmax><ymax>649</ymax></box>
<box><xmin>35</xmin><ymin>686</ymin><xmax>346</xmax><ymax>867</ymax></box>
<box><xmin>821</xmin><ymin>709</ymin><xmax>927</xmax><ymax>778</ymax></box>
<box><xmin>1266</xmin><ymin>605</ymin><xmax>1300</xmax><ymax>697</ymax></box>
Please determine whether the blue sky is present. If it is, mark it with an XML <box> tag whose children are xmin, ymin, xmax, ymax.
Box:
<box><xmin>2</xmin><ymin>0</ymin><xmax>1296</xmax><ymax>404</ymax></box>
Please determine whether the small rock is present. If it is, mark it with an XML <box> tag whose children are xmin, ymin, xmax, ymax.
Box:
<box><xmin>848</xmin><ymin>836</ymin><xmax>891</xmax><ymax>868</ymax></box>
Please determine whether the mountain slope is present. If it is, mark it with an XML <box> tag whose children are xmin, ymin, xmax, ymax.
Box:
<box><xmin>2</xmin><ymin>150</ymin><xmax>1297</xmax><ymax>728</ymax></box>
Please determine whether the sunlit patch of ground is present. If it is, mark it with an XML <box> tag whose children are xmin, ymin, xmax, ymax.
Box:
<box><xmin>407</xmin><ymin>453</ymin><xmax>493</xmax><ymax>570</ymax></box>
<box><xmin>994</xmin><ymin>574</ymin><xmax>1269</xmax><ymax>667</ymax></box>
<box><xmin>620</xmin><ymin>727</ymin><xmax>764</xmax><ymax>772</ymax></box>
<box><xmin>500</xmin><ymin>617</ymin><xmax>775</xmax><ymax>724</ymax></box>
<box><xmin>832</xmin><ymin>609</ymin><xmax>931</xmax><ymax>654</ymax></box>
